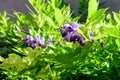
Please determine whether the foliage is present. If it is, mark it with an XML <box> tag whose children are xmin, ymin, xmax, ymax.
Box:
<box><xmin>78</xmin><ymin>0</ymin><xmax>107</xmax><ymax>22</ymax></box>
<box><xmin>0</xmin><ymin>0</ymin><xmax>120</xmax><ymax>80</ymax></box>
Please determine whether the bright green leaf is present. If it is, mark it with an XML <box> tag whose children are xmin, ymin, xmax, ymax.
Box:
<box><xmin>88</xmin><ymin>0</ymin><xmax>98</xmax><ymax>19</ymax></box>
<box><xmin>115</xmin><ymin>39</ymin><xmax>120</xmax><ymax>48</ymax></box>
<box><xmin>113</xmin><ymin>12</ymin><xmax>120</xmax><ymax>23</ymax></box>
<box><xmin>106</xmin><ymin>28</ymin><xmax>120</xmax><ymax>38</ymax></box>
<box><xmin>55</xmin><ymin>8</ymin><xmax>64</xmax><ymax>26</ymax></box>
<box><xmin>89</xmin><ymin>9</ymin><xmax>107</xmax><ymax>24</ymax></box>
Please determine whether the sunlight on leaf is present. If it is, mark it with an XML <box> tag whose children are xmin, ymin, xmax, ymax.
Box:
<box><xmin>88</xmin><ymin>0</ymin><xmax>98</xmax><ymax>19</ymax></box>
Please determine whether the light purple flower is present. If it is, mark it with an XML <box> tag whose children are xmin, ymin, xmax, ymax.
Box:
<box><xmin>29</xmin><ymin>36</ymin><xmax>34</xmax><ymax>42</ymax></box>
<box><xmin>38</xmin><ymin>37</ymin><xmax>46</xmax><ymax>48</ymax></box>
<box><xmin>26</xmin><ymin>35</ymin><xmax>30</xmax><ymax>40</ymax></box>
<box><xmin>63</xmin><ymin>24</ymin><xmax>73</xmax><ymax>32</ymax></box>
<box><xmin>70</xmin><ymin>22</ymin><xmax>80</xmax><ymax>31</ymax></box>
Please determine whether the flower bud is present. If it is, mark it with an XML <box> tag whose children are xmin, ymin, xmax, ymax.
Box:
<box><xmin>88</xmin><ymin>30</ymin><xmax>94</xmax><ymax>42</ymax></box>
<box><xmin>100</xmin><ymin>42</ymin><xmax>105</xmax><ymax>48</ymax></box>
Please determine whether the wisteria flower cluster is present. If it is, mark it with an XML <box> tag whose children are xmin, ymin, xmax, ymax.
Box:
<box><xmin>21</xmin><ymin>35</ymin><xmax>46</xmax><ymax>49</ymax></box>
<box><xmin>60</xmin><ymin>22</ymin><xmax>86</xmax><ymax>46</ymax></box>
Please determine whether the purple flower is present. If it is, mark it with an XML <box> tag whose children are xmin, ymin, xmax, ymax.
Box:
<box><xmin>21</xmin><ymin>35</ymin><xmax>47</xmax><ymax>49</ymax></box>
<box><xmin>72</xmin><ymin>31</ymin><xmax>81</xmax><ymax>41</ymax></box>
<box><xmin>26</xmin><ymin>35</ymin><xmax>30</xmax><ymax>40</ymax></box>
<box><xmin>65</xmin><ymin>33</ymin><xmax>73</xmax><ymax>42</ymax></box>
<box><xmin>31</xmin><ymin>43</ymin><xmax>37</xmax><ymax>49</ymax></box>
<box><xmin>63</xmin><ymin>24</ymin><xmax>74</xmax><ymax>32</ymax></box>
<box><xmin>33</xmin><ymin>38</ymin><xmax>39</xmax><ymax>43</ymax></box>
<box><xmin>60</xmin><ymin>29</ymin><xmax>68</xmax><ymax>37</ymax></box>
<box><xmin>77</xmin><ymin>37</ymin><xmax>85</xmax><ymax>46</ymax></box>
<box><xmin>38</xmin><ymin>37</ymin><xmax>46</xmax><ymax>48</ymax></box>
<box><xmin>70</xmin><ymin>22</ymin><xmax>81</xmax><ymax>31</ymax></box>
<box><xmin>60</xmin><ymin>22</ymin><xmax>87</xmax><ymax>46</ymax></box>
<box><xmin>28</xmin><ymin>36</ymin><xmax>34</xmax><ymax>42</ymax></box>
<box><xmin>65</xmin><ymin>32</ymin><xmax>78</xmax><ymax>42</ymax></box>
<box><xmin>63</xmin><ymin>22</ymin><xmax>81</xmax><ymax>32</ymax></box>
<box><xmin>63</xmin><ymin>24</ymin><xmax>70</xmax><ymax>29</ymax></box>
<box><xmin>21</xmin><ymin>35</ymin><xmax>30</xmax><ymax>41</ymax></box>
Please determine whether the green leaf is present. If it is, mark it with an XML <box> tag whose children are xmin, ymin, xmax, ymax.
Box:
<box><xmin>89</xmin><ymin>9</ymin><xmax>107</xmax><ymax>24</ymax></box>
<box><xmin>106</xmin><ymin>13</ymin><xmax>112</xmax><ymax>20</ymax></box>
<box><xmin>71</xmin><ymin>16</ymin><xmax>80</xmax><ymax>22</ymax></box>
<box><xmin>0</xmin><ymin>54</ymin><xmax>22</xmax><ymax>70</ymax></box>
<box><xmin>38</xmin><ymin>64</ymin><xmax>51</xmax><ymax>79</ymax></box>
<box><xmin>54</xmin><ymin>8</ymin><xmax>64</xmax><ymax>26</ymax></box>
<box><xmin>46</xmin><ymin>16</ymin><xmax>55</xmax><ymax>27</ymax></box>
<box><xmin>115</xmin><ymin>39</ymin><xmax>120</xmax><ymax>48</ymax></box>
<box><xmin>55</xmin><ymin>54</ymin><xmax>73</xmax><ymax>64</ymax></box>
<box><xmin>106</xmin><ymin>28</ymin><xmax>120</xmax><ymax>38</ymax></box>
<box><xmin>88</xmin><ymin>0</ymin><xmax>98</xmax><ymax>19</ymax></box>
<box><xmin>94</xmin><ymin>33</ymin><xmax>108</xmax><ymax>40</ymax></box>
<box><xmin>13</xmin><ymin>29</ymin><xmax>26</xmax><ymax>38</ymax></box>
<box><xmin>113</xmin><ymin>12</ymin><xmax>120</xmax><ymax>23</ymax></box>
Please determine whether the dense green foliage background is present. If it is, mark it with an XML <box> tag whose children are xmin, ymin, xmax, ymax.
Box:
<box><xmin>0</xmin><ymin>0</ymin><xmax>120</xmax><ymax>80</ymax></box>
